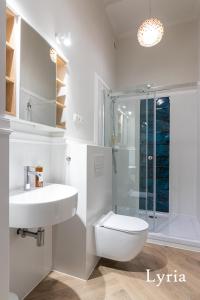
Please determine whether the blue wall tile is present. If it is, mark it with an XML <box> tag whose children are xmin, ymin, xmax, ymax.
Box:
<box><xmin>139</xmin><ymin>97</ymin><xmax>170</xmax><ymax>213</ymax></box>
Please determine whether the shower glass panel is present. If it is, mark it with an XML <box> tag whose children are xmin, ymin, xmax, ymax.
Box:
<box><xmin>111</xmin><ymin>95</ymin><xmax>151</xmax><ymax>222</ymax></box>
<box><xmin>109</xmin><ymin>93</ymin><xmax>170</xmax><ymax>231</ymax></box>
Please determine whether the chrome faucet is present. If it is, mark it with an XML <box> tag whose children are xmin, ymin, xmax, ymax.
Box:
<box><xmin>24</xmin><ymin>166</ymin><xmax>39</xmax><ymax>191</ymax></box>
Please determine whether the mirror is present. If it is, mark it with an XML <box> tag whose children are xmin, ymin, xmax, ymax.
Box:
<box><xmin>19</xmin><ymin>20</ymin><xmax>56</xmax><ymax>127</ymax></box>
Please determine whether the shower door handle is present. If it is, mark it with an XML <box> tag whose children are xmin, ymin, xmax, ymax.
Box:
<box><xmin>148</xmin><ymin>155</ymin><xmax>153</xmax><ymax>161</ymax></box>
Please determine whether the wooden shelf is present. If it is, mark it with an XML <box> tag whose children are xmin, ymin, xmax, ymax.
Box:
<box><xmin>56</xmin><ymin>54</ymin><xmax>68</xmax><ymax>128</ymax></box>
<box><xmin>56</xmin><ymin>93</ymin><xmax>66</xmax><ymax>99</ymax></box>
<box><xmin>6</xmin><ymin>46</ymin><xmax>14</xmax><ymax>78</ymax></box>
<box><xmin>6</xmin><ymin>76</ymin><xmax>15</xmax><ymax>84</ymax></box>
<box><xmin>5</xmin><ymin>8</ymin><xmax>16</xmax><ymax>116</ymax></box>
<box><xmin>56</xmin><ymin>78</ymin><xmax>66</xmax><ymax>87</ymax></box>
<box><xmin>57</xmin><ymin>56</ymin><xmax>67</xmax><ymax>66</ymax></box>
<box><xmin>6</xmin><ymin>9</ymin><xmax>15</xmax><ymax>44</ymax></box>
<box><xmin>56</xmin><ymin>55</ymin><xmax>67</xmax><ymax>82</ymax></box>
<box><xmin>6</xmin><ymin>80</ymin><xmax>15</xmax><ymax>115</ymax></box>
<box><xmin>56</xmin><ymin>101</ymin><xmax>66</xmax><ymax>108</ymax></box>
<box><xmin>6</xmin><ymin>8</ymin><xmax>15</xmax><ymax>18</ymax></box>
<box><xmin>6</xmin><ymin>41</ymin><xmax>15</xmax><ymax>51</ymax></box>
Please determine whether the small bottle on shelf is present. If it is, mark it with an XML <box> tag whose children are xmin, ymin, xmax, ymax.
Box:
<box><xmin>35</xmin><ymin>166</ymin><xmax>44</xmax><ymax>188</ymax></box>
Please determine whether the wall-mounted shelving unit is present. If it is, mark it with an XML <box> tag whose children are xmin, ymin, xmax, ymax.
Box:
<box><xmin>6</xmin><ymin>8</ymin><xmax>16</xmax><ymax>116</ymax></box>
<box><xmin>56</xmin><ymin>55</ymin><xmax>67</xmax><ymax>129</ymax></box>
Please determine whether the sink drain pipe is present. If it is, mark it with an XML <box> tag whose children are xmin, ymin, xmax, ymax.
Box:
<box><xmin>17</xmin><ymin>228</ymin><xmax>45</xmax><ymax>246</ymax></box>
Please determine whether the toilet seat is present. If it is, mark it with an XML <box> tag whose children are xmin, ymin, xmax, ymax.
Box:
<box><xmin>95</xmin><ymin>211</ymin><xmax>149</xmax><ymax>261</ymax></box>
<box><xmin>100</xmin><ymin>211</ymin><xmax>149</xmax><ymax>233</ymax></box>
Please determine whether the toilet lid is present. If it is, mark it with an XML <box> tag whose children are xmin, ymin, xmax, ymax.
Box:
<box><xmin>102</xmin><ymin>212</ymin><xmax>149</xmax><ymax>233</ymax></box>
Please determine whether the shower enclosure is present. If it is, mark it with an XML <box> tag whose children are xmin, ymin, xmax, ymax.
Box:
<box><xmin>104</xmin><ymin>83</ymin><xmax>200</xmax><ymax>250</ymax></box>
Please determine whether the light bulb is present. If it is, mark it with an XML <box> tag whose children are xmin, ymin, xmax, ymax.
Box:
<box><xmin>137</xmin><ymin>18</ymin><xmax>164</xmax><ymax>47</ymax></box>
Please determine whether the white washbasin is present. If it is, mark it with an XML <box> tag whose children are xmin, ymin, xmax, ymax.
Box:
<box><xmin>9</xmin><ymin>184</ymin><xmax>78</xmax><ymax>228</ymax></box>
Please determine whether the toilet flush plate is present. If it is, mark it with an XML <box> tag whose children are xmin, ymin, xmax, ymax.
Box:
<box><xmin>9</xmin><ymin>184</ymin><xmax>78</xmax><ymax>228</ymax></box>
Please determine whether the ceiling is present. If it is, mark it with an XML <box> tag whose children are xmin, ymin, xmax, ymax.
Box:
<box><xmin>103</xmin><ymin>0</ymin><xmax>200</xmax><ymax>38</ymax></box>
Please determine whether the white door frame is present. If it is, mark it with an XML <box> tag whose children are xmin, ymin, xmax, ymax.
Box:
<box><xmin>94</xmin><ymin>73</ymin><xmax>110</xmax><ymax>145</ymax></box>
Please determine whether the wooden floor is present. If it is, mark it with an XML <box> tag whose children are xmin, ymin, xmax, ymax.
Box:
<box><xmin>25</xmin><ymin>244</ymin><xmax>200</xmax><ymax>300</ymax></box>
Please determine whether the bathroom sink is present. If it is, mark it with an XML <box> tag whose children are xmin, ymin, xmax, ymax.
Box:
<box><xmin>9</xmin><ymin>184</ymin><xmax>78</xmax><ymax>228</ymax></box>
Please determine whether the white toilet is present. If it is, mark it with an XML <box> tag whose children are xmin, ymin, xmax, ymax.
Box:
<box><xmin>95</xmin><ymin>211</ymin><xmax>149</xmax><ymax>261</ymax></box>
<box><xmin>9</xmin><ymin>292</ymin><xmax>19</xmax><ymax>300</ymax></box>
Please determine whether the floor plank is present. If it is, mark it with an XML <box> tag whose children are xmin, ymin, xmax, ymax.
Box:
<box><xmin>25</xmin><ymin>244</ymin><xmax>200</xmax><ymax>300</ymax></box>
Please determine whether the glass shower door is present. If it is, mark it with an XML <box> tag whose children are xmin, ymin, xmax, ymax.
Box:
<box><xmin>139</xmin><ymin>97</ymin><xmax>157</xmax><ymax>230</ymax></box>
<box><xmin>139</xmin><ymin>99</ymin><xmax>156</xmax><ymax>216</ymax></box>
<box><xmin>111</xmin><ymin>96</ymin><xmax>151</xmax><ymax>222</ymax></box>
<box><xmin>109</xmin><ymin>94</ymin><xmax>170</xmax><ymax>231</ymax></box>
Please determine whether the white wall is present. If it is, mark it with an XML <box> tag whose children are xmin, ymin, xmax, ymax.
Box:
<box><xmin>0</xmin><ymin>0</ymin><xmax>10</xmax><ymax>299</ymax></box>
<box><xmin>0</xmin><ymin>130</ymin><xmax>9</xmax><ymax>300</ymax></box>
<box><xmin>53</xmin><ymin>144</ymin><xmax>112</xmax><ymax>279</ymax></box>
<box><xmin>10</xmin><ymin>227</ymin><xmax>52</xmax><ymax>300</ymax></box>
<box><xmin>161</xmin><ymin>89</ymin><xmax>198</xmax><ymax>217</ymax></box>
<box><xmin>7</xmin><ymin>0</ymin><xmax>116</xmax><ymax>144</ymax></box>
<box><xmin>53</xmin><ymin>144</ymin><xmax>87</xmax><ymax>279</ymax></box>
<box><xmin>86</xmin><ymin>145</ymin><xmax>112</xmax><ymax>276</ymax></box>
<box><xmin>116</xmin><ymin>21</ymin><xmax>198</xmax><ymax>89</ymax></box>
<box><xmin>197</xmin><ymin>21</ymin><xmax>200</xmax><ymax>222</ymax></box>
<box><xmin>0</xmin><ymin>0</ymin><xmax>6</xmax><ymax>116</ymax></box>
<box><xmin>197</xmin><ymin>86</ymin><xmax>200</xmax><ymax>222</ymax></box>
<box><xmin>0</xmin><ymin>129</ymin><xmax>10</xmax><ymax>300</ymax></box>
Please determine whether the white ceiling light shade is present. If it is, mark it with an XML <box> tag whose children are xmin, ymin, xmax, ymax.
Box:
<box><xmin>137</xmin><ymin>0</ymin><xmax>164</xmax><ymax>47</ymax></box>
<box><xmin>137</xmin><ymin>18</ymin><xmax>164</xmax><ymax>47</ymax></box>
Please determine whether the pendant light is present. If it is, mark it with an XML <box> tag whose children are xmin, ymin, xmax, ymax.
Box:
<box><xmin>137</xmin><ymin>0</ymin><xmax>164</xmax><ymax>47</ymax></box>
